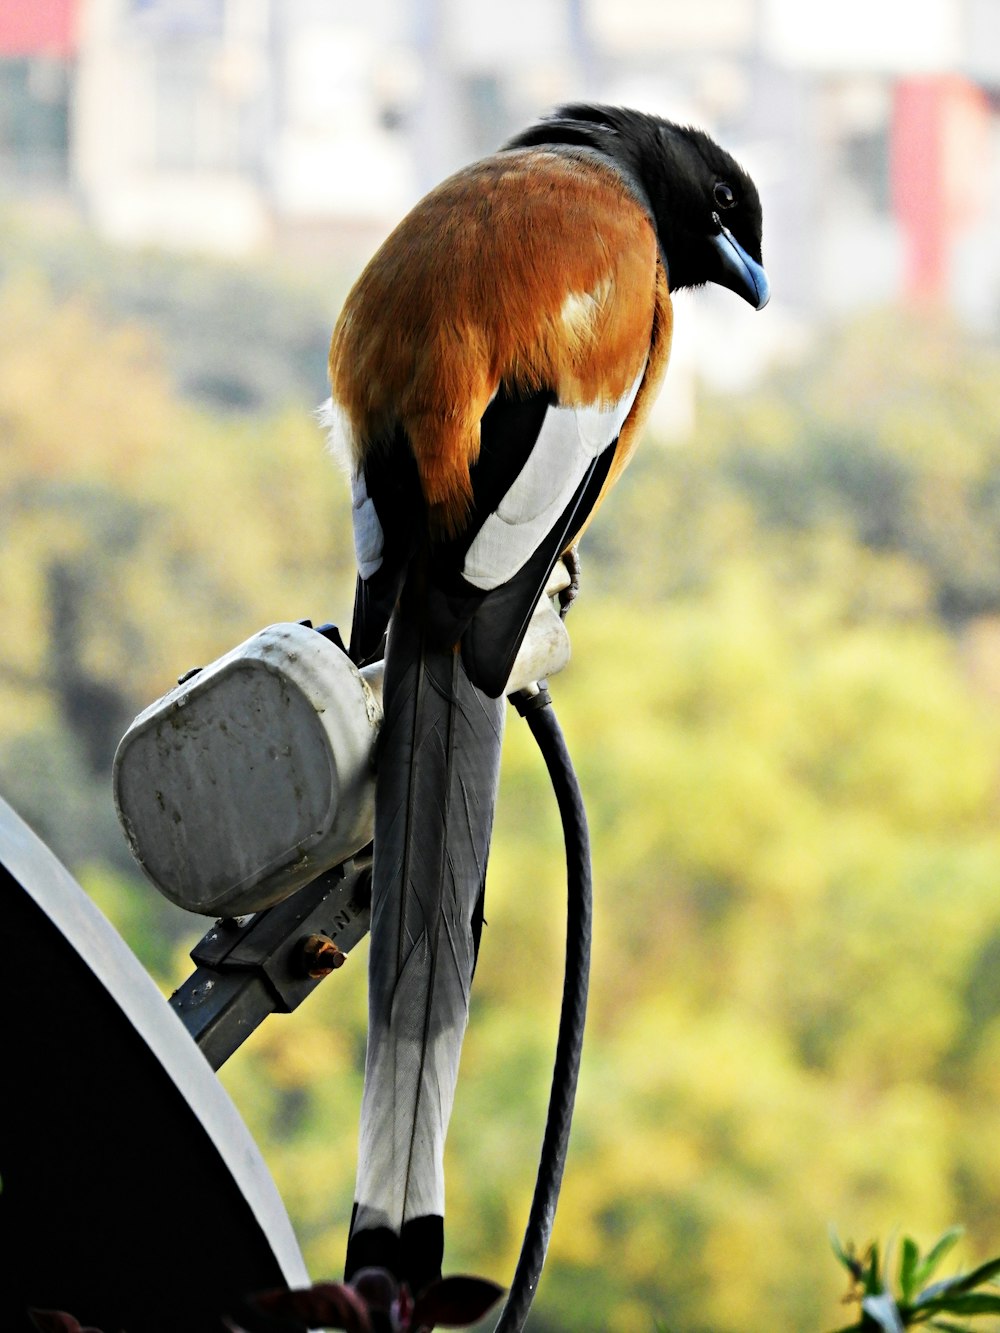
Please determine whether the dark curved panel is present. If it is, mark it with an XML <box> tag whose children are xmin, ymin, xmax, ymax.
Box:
<box><xmin>0</xmin><ymin>797</ymin><xmax>309</xmax><ymax>1332</ymax></box>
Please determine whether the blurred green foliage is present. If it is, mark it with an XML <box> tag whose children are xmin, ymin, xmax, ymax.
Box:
<box><xmin>4</xmin><ymin>224</ymin><xmax>1000</xmax><ymax>1331</ymax></box>
<box><xmin>0</xmin><ymin>212</ymin><xmax>344</xmax><ymax>415</ymax></box>
<box><xmin>829</xmin><ymin>1224</ymin><xmax>1000</xmax><ymax>1330</ymax></box>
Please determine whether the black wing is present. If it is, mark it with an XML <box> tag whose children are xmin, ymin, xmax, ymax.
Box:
<box><xmin>350</xmin><ymin>378</ymin><xmax>635</xmax><ymax>694</ymax></box>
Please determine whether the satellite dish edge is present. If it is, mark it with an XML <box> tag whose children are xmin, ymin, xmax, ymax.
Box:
<box><xmin>0</xmin><ymin>794</ymin><xmax>310</xmax><ymax>1332</ymax></box>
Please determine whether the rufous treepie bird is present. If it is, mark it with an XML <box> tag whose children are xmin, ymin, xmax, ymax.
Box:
<box><xmin>323</xmin><ymin>102</ymin><xmax>768</xmax><ymax>1296</ymax></box>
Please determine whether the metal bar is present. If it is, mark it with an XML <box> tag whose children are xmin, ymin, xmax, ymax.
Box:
<box><xmin>169</xmin><ymin>854</ymin><xmax>372</xmax><ymax>1069</ymax></box>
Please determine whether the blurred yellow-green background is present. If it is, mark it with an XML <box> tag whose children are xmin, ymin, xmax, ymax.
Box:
<box><xmin>5</xmin><ymin>2</ymin><xmax>1000</xmax><ymax>1329</ymax></box>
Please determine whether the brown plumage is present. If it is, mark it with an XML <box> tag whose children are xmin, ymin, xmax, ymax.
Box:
<box><xmin>329</xmin><ymin>149</ymin><xmax>670</xmax><ymax>538</ymax></box>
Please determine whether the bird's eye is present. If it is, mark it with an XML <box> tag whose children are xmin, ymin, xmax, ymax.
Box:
<box><xmin>714</xmin><ymin>181</ymin><xmax>736</xmax><ymax>209</ymax></box>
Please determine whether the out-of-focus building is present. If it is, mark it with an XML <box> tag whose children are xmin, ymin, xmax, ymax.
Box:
<box><xmin>0</xmin><ymin>0</ymin><xmax>77</xmax><ymax>193</ymax></box>
<box><xmin>72</xmin><ymin>0</ymin><xmax>421</xmax><ymax>255</ymax></box>
<box><xmin>4</xmin><ymin>0</ymin><xmax>1000</xmax><ymax>391</ymax></box>
<box><xmin>759</xmin><ymin>0</ymin><xmax>1000</xmax><ymax>326</ymax></box>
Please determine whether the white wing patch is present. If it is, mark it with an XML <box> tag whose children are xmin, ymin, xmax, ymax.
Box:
<box><xmin>461</xmin><ymin>364</ymin><xmax>646</xmax><ymax>591</ymax></box>
<box><xmin>318</xmin><ymin>397</ymin><xmax>384</xmax><ymax>579</ymax></box>
<box><xmin>352</xmin><ymin>468</ymin><xmax>384</xmax><ymax>579</ymax></box>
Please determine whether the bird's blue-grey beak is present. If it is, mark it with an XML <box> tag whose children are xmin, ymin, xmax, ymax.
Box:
<box><xmin>708</xmin><ymin>215</ymin><xmax>770</xmax><ymax>310</ymax></box>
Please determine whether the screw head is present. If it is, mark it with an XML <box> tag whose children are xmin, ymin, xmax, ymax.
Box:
<box><xmin>297</xmin><ymin>933</ymin><xmax>346</xmax><ymax>979</ymax></box>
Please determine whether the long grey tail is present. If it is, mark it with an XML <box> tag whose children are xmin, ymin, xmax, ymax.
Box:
<box><xmin>345</xmin><ymin>576</ymin><xmax>505</xmax><ymax>1295</ymax></box>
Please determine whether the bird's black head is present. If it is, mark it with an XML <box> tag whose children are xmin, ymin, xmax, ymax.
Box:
<box><xmin>505</xmin><ymin>103</ymin><xmax>769</xmax><ymax>310</ymax></box>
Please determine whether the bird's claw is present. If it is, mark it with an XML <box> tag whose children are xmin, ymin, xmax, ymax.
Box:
<box><xmin>558</xmin><ymin>546</ymin><xmax>582</xmax><ymax>619</ymax></box>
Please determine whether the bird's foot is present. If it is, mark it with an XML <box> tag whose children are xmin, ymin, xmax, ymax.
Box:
<box><xmin>559</xmin><ymin>545</ymin><xmax>582</xmax><ymax>618</ymax></box>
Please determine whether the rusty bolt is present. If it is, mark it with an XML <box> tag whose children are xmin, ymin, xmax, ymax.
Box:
<box><xmin>297</xmin><ymin>933</ymin><xmax>346</xmax><ymax>979</ymax></box>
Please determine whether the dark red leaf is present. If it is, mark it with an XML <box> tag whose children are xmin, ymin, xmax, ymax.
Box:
<box><xmin>253</xmin><ymin>1283</ymin><xmax>374</xmax><ymax>1332</ymax></box>
<box><xmin>411</xmin><ymin>1276</ymin><xmax>505</xmax><ymax>1329</ymax></box>
<box><xmin>28</xmin><ymin>1312</ymin><xmax>103</xmax><ymax>1333</ymax></box>
<box><xmin>350</xmin><ymin>1267</ymin><xmax>399</xmax><ymax>1315</ymax></box>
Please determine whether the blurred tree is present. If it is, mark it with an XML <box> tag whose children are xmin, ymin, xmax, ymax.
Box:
<box><xmin>0</xmin><ymin>269</ymin><xmax>356</xmax><ymax>919</ymax></box>
<box><xmin>0</xmin><ymin>211</ymin><xmax>346</xmax><ymax>415</ymax></box>
<box><xmin>6</xmin><ymin>240</ymin><xmax>1000</xmax><ymax>1331</ymax></box>
<box><xmin>701</xmin><ymin>313</ymin><xmax>1000</xmax><ymax>625</ymax></box>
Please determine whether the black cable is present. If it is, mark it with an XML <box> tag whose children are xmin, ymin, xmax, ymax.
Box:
<box><xmin>494</xmin><ymin>686</ymin><xmax>592</xmax><ymax>1332</ymax></box>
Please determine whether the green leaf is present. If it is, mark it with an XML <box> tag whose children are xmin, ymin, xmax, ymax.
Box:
<box><xmin>831</xmin><ymin>1224</ymin><xmax>861</xmax><ymax>1276</ymax></box>
<box><xmin>923</xmin><ymin>1291</ymin><xmax>1000</xmax><ymax>1315</ymax></box>
<box><xmin>865</xmin><ymin>1243</ymin><xmax>884</xmax><ymax>1297</ymax></box>
<box><xmin>899</xmin><ymin>1236</ymin><xmax>920</xmax><ymax>1305</ymax></box>
<box><xmin>943</xmin><ymin>1253</ymin><xmax>1000</xmax><ymax>1295</ymax></box>
<box><xmin>915</xmin><ymin>1256</ymin><xmax>1000</xmax><ymax>1309</ymax></box>
<box><xmin>928</xmin><ymin>1322</ymin><xmax>979</xmax><ymax>1333</ymax></box>
<box><xmin>918</xmin><ymin>1278</ymin><xmax>964</xmax><ymax>1305</ymax></box>
<box><xmin>884</xmin><ymin>1234</ymin><xmax>898</xmax><ymax>1297</ymax></box>
<box><xmin>861</xmin><ymin>1292</ymin><xmax>905</xmax><ymax>1333</ymax></box>
<box><xmin>913</xmin><ymin>1228</ymin><xmax>965</xmax><ymax>1290</ymax></box>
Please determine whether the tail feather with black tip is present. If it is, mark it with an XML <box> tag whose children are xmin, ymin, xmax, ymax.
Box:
<box><xmin>346</xmin><ymin>574</ymin><xmax>505</xmax><ymax>1295</ymax></box>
